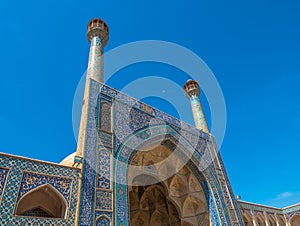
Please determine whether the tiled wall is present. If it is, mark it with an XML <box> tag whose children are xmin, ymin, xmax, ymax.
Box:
<box><xmin>78</xmin><ymin>79</ymin><xmax>243</xmax><ymax>225</ymax></box>
<box><xmin>0</xmin><ymin>153</ymin><xmax>80</xmax><ymax>225</ymax></box>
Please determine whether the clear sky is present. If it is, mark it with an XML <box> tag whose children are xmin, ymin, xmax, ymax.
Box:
<box><xmin>0</xmin><ymin>0</ymin><xmax>299</xmax><ymax>208</ymax></box>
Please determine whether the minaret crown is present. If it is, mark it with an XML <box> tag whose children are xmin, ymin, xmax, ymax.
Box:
<box><xmin>87</xmin><ymin>18</ymin><xmax>109</xmax><ymax>45</ymax></box>
<box><xmin>184</xmin><ymin>79</ymin><xmax>200</xmax><ymax>98</ymax></box>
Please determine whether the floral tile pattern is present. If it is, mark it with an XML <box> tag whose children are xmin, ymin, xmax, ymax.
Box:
<box><xmin>0</xmin><ymin>167</ymin><xmax>9</xmax><ymax>203</ymax></box>
<box><xmin>17</xmin><ymin>171</ymin><xmax>73</xmax><ymax>205</ymax></box>
<box><xmin>0</xmin><ymin>153</ymin><xmax>79</xmax><ymax>225</ymax></box>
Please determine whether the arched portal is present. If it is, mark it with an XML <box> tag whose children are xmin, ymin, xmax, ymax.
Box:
<box><xmin>15</xmin><ymin>184</ymin><xmax>68</xmax><ymax>218</ymax></box>
<box><xmin>114</xmin><ymin>124</ymin><xmax>229</xmax><ymax>225</ymax></box>
<box><xmin>290</xmin><ymin>214</ymin><xmax>300</xmax><ymax>226</ymax></box>
<box><xmin>242</xmin><ymin>212</ymin><xmax>254</xmax><ymax>226</ymax></box>
<box><xmin>128</xmin><ymin>140</ymin><xmax>209</xmax><ymax>225</ymax></box>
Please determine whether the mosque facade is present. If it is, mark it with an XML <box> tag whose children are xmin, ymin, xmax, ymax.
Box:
<box><xmin>0</xmin><ymin>18</ymin><xmax>299</xmax><ymax>226</ymax></box>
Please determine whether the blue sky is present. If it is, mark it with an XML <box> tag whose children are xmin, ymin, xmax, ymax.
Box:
<box><xmin>0</xmin><ymin>0</ymin><xmax>299</xmax><ymax>208</ymax></box>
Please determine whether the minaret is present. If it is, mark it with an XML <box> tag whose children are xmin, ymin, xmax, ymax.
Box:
<box><xmin>86</xmin><ymin>18</ymin><xmax>109</xmax><ymax>83</ymax></box>
<box><xmin>75</xmin><ymin>18</ymin><xmax>109</xmax><ymax>158</ymax></box>
<box><xmin>184</xmin><ymin>79</ymin><xmax>210</xmax><ymax>133</ymax></box>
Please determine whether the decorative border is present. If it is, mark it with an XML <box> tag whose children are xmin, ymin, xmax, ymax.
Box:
<box><xmin>0</xmin><ymin>167</ymin><xmax>9</xmax><ymax>204</ymax></box>
<box><xmin>78</xmin><ymin>79</ymin><xmax>100</xmax><ymax>226</ymax></box>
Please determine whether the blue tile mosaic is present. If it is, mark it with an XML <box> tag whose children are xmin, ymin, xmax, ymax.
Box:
<box><xmin>17</xmin><ymin>171</ymin><xmax>72</xmax><ymax>205</ymax></box>
<box><xmin>0</xmin><ymin>167</ymin><xmax>9</xmax><ymax>204</ymax></box>
<box><xmin>97</xmin><ymin>149</ymin><xmax>111</xmax><ymax>190</ymax></box>
<box><xmin>78</xmin><ymin>79</ymin><xmax>244</xmax><ymax>225</ymax></box>
<box><xmin>95</xmin><ymin>190</ymin><xmax>112</xmax><ymax>210</ymax></box>
<box><xmin>95</xmin><ymin>215</ymin><xmax>110</xmax><ymax>226</ymax></box>
<box><xmin>284</xmin><ymin>205</ymin><xmax>300</xmax><ymax>222</ymax></box>
<box><xmin>0</xmin><ymin>153</ymin><xmax>79</xmax><ymax>225</ymax></box>
<box><xmin>99</xmin><ymin>101</ymin><xmax>112</xmax><ymax>133</ymax></box>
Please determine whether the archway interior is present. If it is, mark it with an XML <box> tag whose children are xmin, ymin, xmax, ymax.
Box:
<box><xmin>291</xmin><ymin>215</ymin><xmax>300</xmax><ymax>226</ymax></box>
<box><xmin>129</xmin><ymin>177</ymin><xmax>181</xmax><ymax>226</ymax></box>
<box><xmin>128</xmin><ymin>141</ymin><xmax>209</xmax><ymax>226</ymax></box>
<box><xmin>16</xmin><ymin>184</ymin><xmax>67</xmax><ymax>219</ymax></box>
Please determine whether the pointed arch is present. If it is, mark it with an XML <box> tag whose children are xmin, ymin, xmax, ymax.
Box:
<box><xmin>150</xmin><ymin>209</ymin><xmax>169</xmax><ymax>225</ymax></box>
<box><xmin>256</xmin><ymin>213</ymin><xmax>266</xmax><ymax>226</ymax></box>
<box><xmin>269</xmin><ymin>215</ymin><xmax>277</xmax><ymax>226</ymax></box>
<box><xmin>127</xmin><ymin>140</ymin><xmax>209</xmax><ymax>225</ymax></box>
<box><xmin>115</xmin><ymin>124</ymin><xmax>218</xmax><ymax>225</ymax></box>
<box><xmin>290</xmin><ymin>214</ymin><xmax>300</xmax><ymax>226</ymax></box>
<box><xmin>278</xmin><ymin>215</ymin><xmax>286</xmax><ymax>226</ymax></box>
<box><xmin>129</xmin><ymin>174</ymin><xmax>182</xmax><ymax>226</ymax></box>
<box><xmin>130</xmin><ymin>211</ymin><xmax>149</xmax><ymax>226</ymax></box>
<box><xmin>96</xmin><ymin>215</ymin><xmax>111</xmax><ymax>226</ymax></box>
<box><xmin>169</xmin><ymin>174</ymin><xmax>188</xmax><ymax>197</ymax></box>
<box><xmin>15</xmin><ymin>183</ymin><xmax>68</xmax><ymax>219</ymax></box>
<box><xmin>182</xmin><ymin>195</ymin><xmax>206</xmax><ymax>218</ymax></box>
<box><xmin>242</xmin><ymin>211</ymin><xmax>254</xmax><ymax>226</ymax></box>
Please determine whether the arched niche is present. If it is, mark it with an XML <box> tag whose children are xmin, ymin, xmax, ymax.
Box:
<box><xmin>278</xmin><ymin>215</ymin><xmax>286</xmax><ymax>226</ymax></box>
<box><xmin>256</xmin><ymin>213</ymin><xmax>266</xmax><ymax>226</ymax></box>
<box><xmin>127</xmin><ymin>139</ymin><xmax>209</xmax><ymax>226</ymax></box>
<box><xmin>96</xmin><ymin>215</ymin><xmax>111</xmax><ymax>226</ymax></box>
<box><xmin>114</xmin><ymin>124</ymin><xmax>223</xmax><ymax>225</ymax></box>
<box><xmin>269</xmin><ymin>215</ymin><xmax>277</xmax><ymax>226</ymax></box>
<box><xmin>242</xmin><ymin>211</ymin><xmax>254</xmax><ymax>226</ymax></box>
<box><xmin>290</xmin><ymin>214</ymin><xmax>300</xmax><ymax>226</ymax></box>
<box><xmin>15</xmin><ymin>183</ymin><xmax>68</xmax><ymax>219</ymax></box>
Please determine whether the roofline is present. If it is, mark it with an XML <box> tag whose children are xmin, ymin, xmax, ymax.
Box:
<box><xmin>238</xmin><ymin>200</ymin><xmax>300</xmax><ymax>211</ymax></box>
<box><xmin>237</xmin><ymin>200</ymin><xmax>282</xmax><ymax>210</ymax></box>
<box><xmin>0</xmin><ymin>151</ymin><xmax>80</xmax><ymax>170</ymax></box>
<box><xmin>282</xmin><ymin>203</ymin><xmax>300</xmax><ymax>210</ymax></box>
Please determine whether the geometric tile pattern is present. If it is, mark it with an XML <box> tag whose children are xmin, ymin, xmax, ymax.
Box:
<box><xmin>98</xmin><ymin>131</ymin><xmax>113</xmax><ymax>148</ymax></box>
<box><xmin>0</xmin><ymin>167</ymin><xmax>9</xmax><ymax>204</ymax></box>
<box><xmin>0</xmin><ymin>153</ymin><xmax>80</xmax><ymax>225</ymax></box>
<box><xmin>100</xmin><ymin>101</ymin><xmax>111</xmax><ymax>132</ymax></box>
<box><xmin>95</xmin><ymin>190</ymin><xmax>112</xmax><ymax>210</ymax></box>
<box><xmin>17</xmin><ymin>171</ymin><xmax>72</xmax><ymax>205</ymax></box>
<box><xmin>79</xmin><ymin>79</ymin><xmax>244</xmax><ymax>225</ymax></box>
<box><xmin>95</xmin><ymin>211</ymin><xmax>113</xmax><ymax>221</ymax></box>
<box><xmin>283</xmin><ymin>204</ymin><xmax>300</xmax><ymax>222</ymax></box>
<box><xmin>97</xmin><ymin>150</ymin><xmax>111</xmax><ymax>190</ymax></box>
<box><xmin>113</xmin><ymin>125</ymin><xmax>225</xmax><ymax>225</ymax></box>
<box><xmin>95</xmin><ymin>216</ymin><xmax>110</xmax><ymax>226</ymax></box>
<box><xmin>78</xmin><ymin>79</ymin><xmax>100</xmax><ymax>226</ymax></box>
